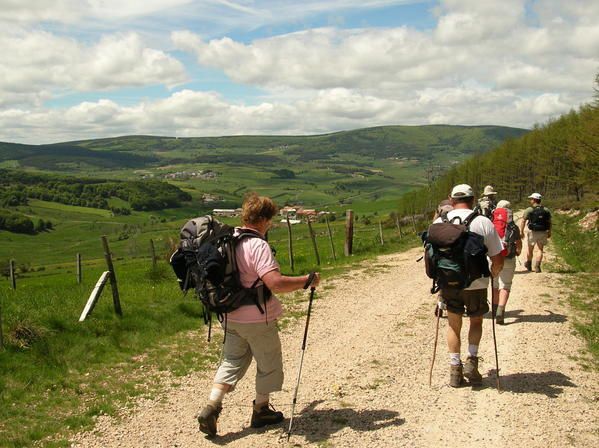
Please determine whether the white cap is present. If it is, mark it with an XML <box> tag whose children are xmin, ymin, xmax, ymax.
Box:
<box><xmin>483</xmin><ymin>185</ymin><xmax>497</xmax><ymax>196</ymax></box>
<box><xmin>451</xmin><ymin>184</ymin><xmax>474</xmax><ymax>199</ymax></box>
<box><xmin>497</xmin><ymin>200</ymin><xmax>511</xmax><ymax>209</ymax></box>
<box><xmin>528</xmin><ymin>193</ymin><xmax>542</xmax><ymax>200</ymax></box>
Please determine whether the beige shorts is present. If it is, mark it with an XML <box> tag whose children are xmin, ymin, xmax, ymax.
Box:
<box><xmin>493</xmin><ymin>257</ymin><xmax>517</xmax><ymax>291</ymax></box>
<box><xmin>526</xmin><ymin>230</ymin><xmax>548</xmax><ymax>246</ymax></box>
<box><xmin>214</xmin><ymin>320</ymin><xmax>283</xmax><ymax>394</ymax></box>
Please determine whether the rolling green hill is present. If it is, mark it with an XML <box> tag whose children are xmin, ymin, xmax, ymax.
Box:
<box><xmin>2</xmin><ymin>125</ymin><xmax>527</xmax><ymax>171</ymax></box>
<box><xmin>0</xmin><ymin>124</ymin><xmax>528</xmax><ymax>266</ymax></box>
<box><xmin>0</xmin><ymin>142</ymin><xmax>157</xmax><ymax>170</ymax></box>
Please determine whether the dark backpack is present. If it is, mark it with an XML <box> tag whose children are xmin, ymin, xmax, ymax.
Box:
<box><xmin>422</xmin><ymin>212</ymin><xmax>490</xmax><ymax>293</ymax></box>
<box><xmin>169</xmin><ymin>216</ymin><xmax>272</xmax><ymax>340</ymax></box>
<box><xmin>528</xmin><ymin>206</ymin><xmax>551</xmax><ymax>231</ymax></box>
<box><xmin>503</xmin><ymin>222</ymin><xmax>520</xmax><ymax>259</ymax></box>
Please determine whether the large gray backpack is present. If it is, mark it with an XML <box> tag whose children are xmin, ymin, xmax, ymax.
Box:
<box><xmin>170</xmin><ymin>216</ymin><xmax>271</xmax><ymax>340</ymax></box>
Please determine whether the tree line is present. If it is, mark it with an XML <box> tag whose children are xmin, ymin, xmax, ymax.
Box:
<box><xmin>0</xmin><ymin>209</ymin><xmax>53</xmax><ymax>234</ymax></box>
<box><xmin>397</xmin><ymin>74</ymin><xmax>599</xmax><ymax>217</ymax></box>
<box><xmin>0</xmin><ymin>170</ymin><xmax>192</xmax><ymax>212</ymax></box>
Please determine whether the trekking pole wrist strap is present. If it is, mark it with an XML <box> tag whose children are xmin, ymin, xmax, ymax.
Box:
<box><xmin>303</xmin><ymin>272</ymin><xmax>316</xmax><ymax>289</ymax></box>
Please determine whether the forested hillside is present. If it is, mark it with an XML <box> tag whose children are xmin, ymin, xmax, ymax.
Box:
<box><xmin>0</xmin><ymin>170</ymin><xmax>191</xmax><ymax>213</ymax></box>
<box><xmin>397</xmin><ymin>77</ymin><xmax>599</xmax><ymax>215</ymax></box>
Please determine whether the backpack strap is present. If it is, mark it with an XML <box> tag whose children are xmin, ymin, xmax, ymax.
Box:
<box><xmin>462</xmin><ymin>211</ymin><xmax>479</xmax><ymax>228</ymax></box>
<box><xmin>235</xmin><ymin>228</ymin><xmax>266</xmax><ymax>241</ymax></box>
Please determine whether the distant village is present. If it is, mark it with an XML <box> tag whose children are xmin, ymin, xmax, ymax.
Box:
<box><xmin>139</xmin><ymin>170</ymin><xmax>218</xmax><ymax>180</ymax></box>
<box><xmin>213</xmin><ymin>205</ymin><xmax>329</xmax><ymax>224</ymax></box>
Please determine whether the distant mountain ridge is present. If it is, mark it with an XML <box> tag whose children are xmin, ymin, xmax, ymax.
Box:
<box><xmin>0</xmin><ymin>124</ymin><xmax>528</xmax><ymax>172</ymax></box>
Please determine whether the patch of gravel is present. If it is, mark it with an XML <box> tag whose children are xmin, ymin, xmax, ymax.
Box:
<box><xmin>71</xmin><ymin>246</ymin><xmax>599</xmax><ymax>448</ymax></box>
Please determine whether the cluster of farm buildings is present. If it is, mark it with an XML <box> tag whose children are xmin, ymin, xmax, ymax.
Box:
<box><xmin>213</xmin><ymin>205</ymin><xmax>328</xmax><ymax>224</ymax></box>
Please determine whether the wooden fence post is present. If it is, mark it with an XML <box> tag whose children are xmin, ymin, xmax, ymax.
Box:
<box><xmin>395</xmin><ymin>216</ymin><xmax>403</xmax><ymax>239</ymax></box>
<box><xmin>76</xmin><ymin>253</ymin><xmax>82</xmax><ymax>284</ymax></box>
<box><xmin>325</xmin><ymin>215</ymin><xmax>336</xmax><ymax>261</ymax></box>
<box><xmin>379</xmin><ymin>220</ymin><xmax>384</xmax><ymax>246</ymax></box>
<box><xmin>101</xmin><ymin>236</ymin><xmax>122</xmax><ymax>316</ymax></box>
<box><xmin>306</xmin><ymin>218</ymin><xmax>321</xmax><ymax>266</ymax></box>
<box><xmin>411</xmin><ymin>214</ymin><xmax>417</xmax><ymax>234</ymax></box>
<box><xmin>79</xmin><ymin>271</ymin><xmax>110</xmax><ymax>322</ymax></box>
<box><xmin>150</xmin><ymin>239</ymin><xmax>157</xmax><ymax>267</ymax></box>
<box><xmin>9</xmin><ymin>259</ymin><xmax>16</xmax><ymax>290</ymax></box>
<box><xmin>345</xmin><ymin>210</ymin><xmax>354</xmax><ymax>256</ymax></box>
<box><xmin>286</xmin><ymin>215</ymin><xmax>295</xmax><ymax>272</ymax></box>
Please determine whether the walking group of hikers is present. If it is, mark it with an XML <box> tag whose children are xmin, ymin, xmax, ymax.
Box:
<box><xmin>426</xmin><ymin>184</ymin><xmax>552</xmax><ymax>387</ymax></box>
<box><xmin>170</xmin><ymin>186</ymin><xmax>552</xmax><ymax>438</ymax></box>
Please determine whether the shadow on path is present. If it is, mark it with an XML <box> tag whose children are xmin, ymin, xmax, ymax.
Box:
<box><xmin>211</xmin><ymin>400</ymin><xmax>405</xmax><ymax>444</ymax></box>
<box><xmin>504</xmin><ymin>309</ymin><xmax>568</xmax><ymax>324</ymax></box>
<box><xmin>479</xmin><ymin>370</ymin><xmax>577</xmax><ymax>398</ymax></box>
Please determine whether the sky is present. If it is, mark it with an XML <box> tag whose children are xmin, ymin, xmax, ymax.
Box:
<box><xmin>1</xmin><ymin>0</ymin><xmax>598</xmax><ymax>144</ymax></box>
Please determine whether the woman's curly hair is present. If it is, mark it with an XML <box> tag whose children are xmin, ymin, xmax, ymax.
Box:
<box><xmin>241</xmin><ymin>192</ymin><xmax>278</xmax><ymax>225</ymax></box>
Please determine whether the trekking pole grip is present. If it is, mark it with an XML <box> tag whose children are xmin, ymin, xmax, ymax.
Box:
<box><xmin>303</xmin><ymin>272</ymin><xmax>316</xmax><ymax>289</ymax></box>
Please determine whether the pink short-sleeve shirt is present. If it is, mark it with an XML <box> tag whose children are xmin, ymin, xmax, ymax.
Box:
<box><xmin>225</xmin><ymin>227</ymin><xmax>283</xmax><ymax>324</ymax></box>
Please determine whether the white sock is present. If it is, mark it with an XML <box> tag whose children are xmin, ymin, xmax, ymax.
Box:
<box><xmin>468</xmin><ymin>344</ymin><xmax>479</xmax><ymax>358</ymax></box>
<box><xmin>209</xmin><ymin>387</ymin><xmax>226</xmax><ymax>405</ymax></box>
<box><xmin>449</xmin><ymin>353</ymin><xmax>461</xmax><ymax>366</ymax></box>
<box><xmin>255</xmin><ymin>392</ymin><xmax>269</xmax><ymax>407</ymax></box>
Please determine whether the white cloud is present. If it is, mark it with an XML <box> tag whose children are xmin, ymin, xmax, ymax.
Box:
<box><xmin>172</xmin><ymin>1</ymin><xmax>598</xmax><ymax>97</ymax></box>
<box><xmin>1</xmin><ymin>0</ymin><xmax>598</xmax><ymax>142</ymax></box>
<box><xmin>0</xmin><ymin>31</ymin><xmax>187</xmax><ymax>107</ymax></box>
<box><xmin>0</xmin><ymin>87</ymin><xmax>582</xmax><ymax>144</ymax></box>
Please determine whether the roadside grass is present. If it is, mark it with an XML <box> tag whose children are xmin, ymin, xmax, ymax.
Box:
<box><xmin>0</xmin><ymin>260</ymin><xmax>220</xmax><ymax>447</ymax></box>
<box><xmin>550</xmin><ymin>213</ymin><xmax>599</xmax><ymax>370</ymax></box>
<box><xmin>0</xmin><ymin>214</ymin><xmax>421</xmax><ymax>447</ymax></box>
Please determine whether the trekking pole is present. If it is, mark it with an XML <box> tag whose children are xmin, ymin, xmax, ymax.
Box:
<box><xmin>287</xmin><ymin>280</ymin><xmax>317</xmax><ymax>441</ymax></box>
<box><xmin>490</xmin><ymin>274</ymin><xmax>501</xmax><ymax>391</ymax></box>
<box><xmin>429</xmin><ymin>302</ymin><xmax>442</xmax><ymax>387</ymax></box>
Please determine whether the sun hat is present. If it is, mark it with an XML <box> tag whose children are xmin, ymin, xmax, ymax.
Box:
<box><xmin>528</xmin><ymin>193</ymin><xmax>542</xmax><ymax>200</ymax></box>
<box><xmin>483</xmin><ymin>185</ymin><xmax>497</xmax><ymax>196</ymax></box>
<box><xmin>451</xmin><ymin>184</ymin><xmax>474</xmax><ymax>198</ymax></box>
<box><xmin>497</xmin><ymin>200</ymin><xmax>511</xmax><ymax>209</ymax></box>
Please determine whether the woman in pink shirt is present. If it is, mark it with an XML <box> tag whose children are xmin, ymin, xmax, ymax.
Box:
<box><xmin>197</xmin><ymin>193</ymin><xmax>320</xmax><ymax>437</ymax></box>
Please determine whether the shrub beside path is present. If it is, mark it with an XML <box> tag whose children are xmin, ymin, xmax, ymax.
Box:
<box><xmin>72</xmin><ymin>247</ymin><xmax>599</xmax><ymax>447</ymax></box>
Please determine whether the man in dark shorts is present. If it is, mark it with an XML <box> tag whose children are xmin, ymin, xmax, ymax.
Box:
<box><xmin>434</xmin><ymin>184</ymin><xmax>503</xmax><ymax>387</ymax></box>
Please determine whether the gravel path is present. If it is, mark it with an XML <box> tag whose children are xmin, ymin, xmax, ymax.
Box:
<box><xmin>71</xmin><ymin>247</ymin><xmax>599</xmax><ymax>447</ymax></box>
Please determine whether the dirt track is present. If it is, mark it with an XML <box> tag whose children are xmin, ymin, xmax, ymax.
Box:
<box><xmin>72</xmin><ymin>247</ymin><xmax>599</xmax><ymax>447</ymax></box>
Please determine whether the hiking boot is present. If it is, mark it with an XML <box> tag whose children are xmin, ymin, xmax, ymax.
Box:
<box><xmin>535</xmin><ymin>263</ymin><xmax>542</xmax><ymax>273</ymax></box>
<box><xmin>197</xmin><ymin>402</ymin><xmax>222</xmax><ymax>437</ymax></box>
<box><xmin>524</xmin><ymin>260</ymin><xmax>532</xmax><ymax>271</ymax></box>
<box><xmin>463</xmin><ymin>356</ymin><xmax>483</xmax><ymax>385</ymax></box>
<box><xmin>449</xmin><ymin>364</ymin><xmax>464</xmax><ymax>388</ymax></box>
<box><xmin>251</xmin><ymin>401</ymin><xmax>284</xmax><ymax>428</ymax></box>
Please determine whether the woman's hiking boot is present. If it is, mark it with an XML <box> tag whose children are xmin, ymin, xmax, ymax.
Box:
<box><xmin>251</xmin><ymin>401</ymin><xmax>284</xmax><ymax>428</ymax></box>
<box><xmin>524</xmin><ymin>260</ymin><xmax>532</xmax><ymax>271</ymax></box>
<box><xmin>463</xmin><ymin>356</ymin><xmax>483</xmax><ymax>385</ymax></box>
<box><xmin>197</xmin><ymin>402</ymin><xmax>222</xmax><ymax>437</ymax></box>
<box><xmin>449</xmin><ymin>364</ymin><xmax>464</xmax><ymax>388</ymax></box>
<box><xmin>535</xmin><ymin>263</ymin><xmax>542</xmax><ymax>273</ymax></box>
